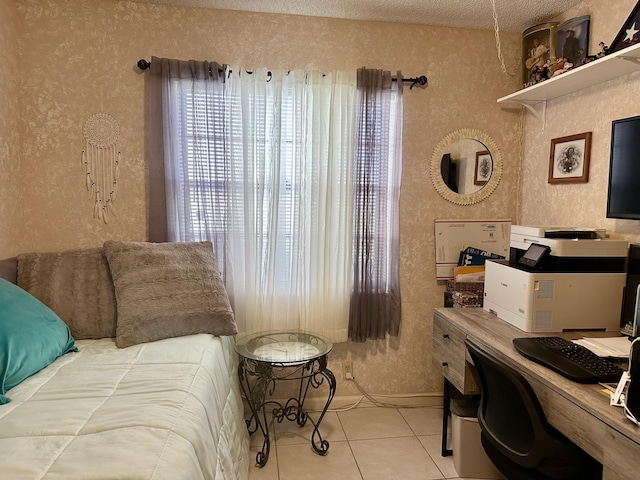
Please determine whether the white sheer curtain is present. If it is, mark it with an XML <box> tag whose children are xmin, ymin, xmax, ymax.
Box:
<box><xmin>224</xmin><ymin>67</ymin><xmax>356</xmax><ymax>341</ymax></box>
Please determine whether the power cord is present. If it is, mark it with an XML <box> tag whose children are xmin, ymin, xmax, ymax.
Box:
<box><xmin>238</xmin><ymin>371</ymin><xmax>442</xmax><ymax>413</ymax></box>
<box><xmin>315</xmin><ymin>375</ymin><xmax>443</xmax><ymax>412</ymax></box>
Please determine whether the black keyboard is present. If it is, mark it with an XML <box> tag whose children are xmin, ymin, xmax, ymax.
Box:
<box><xmin>513</xmin><ymin>336</ymin><xmax>625</xmax><ymax>384</ymax></box>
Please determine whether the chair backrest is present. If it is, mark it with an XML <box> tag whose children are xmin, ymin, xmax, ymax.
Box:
<box><xmin>464</xmin><ymin>338</ymin><xmax>573</xmax><ymax>469</ymax></box>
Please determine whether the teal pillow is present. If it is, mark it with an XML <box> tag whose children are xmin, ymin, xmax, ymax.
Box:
<box><xmin>0</xmin><ymin>278</ymin><xmax>77</xmax><ymax>404</ymax></box>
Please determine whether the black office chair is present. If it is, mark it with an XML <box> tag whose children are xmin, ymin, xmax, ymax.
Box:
<box><xmin>465</xmin><ymin>339</ymin><xmax>603</xmax><ymax>480</ymax></box>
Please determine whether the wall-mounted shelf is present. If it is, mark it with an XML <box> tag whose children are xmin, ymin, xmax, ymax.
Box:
<box><xmin>498</xmin><ymin>42</ymin><xmax>640</xmax><ymax>120</ymax></box>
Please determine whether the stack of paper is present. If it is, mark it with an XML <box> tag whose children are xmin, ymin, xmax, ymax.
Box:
<box><xmin>573</xmin><ymin>337</ymin><xmax>632</xmax><ymax>359</ymax></box>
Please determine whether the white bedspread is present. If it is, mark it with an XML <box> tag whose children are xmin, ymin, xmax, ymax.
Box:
<box><xmin>0</xmin><ymin>334</ymin><xmax>250</xmax><ymax>480</ymax></box>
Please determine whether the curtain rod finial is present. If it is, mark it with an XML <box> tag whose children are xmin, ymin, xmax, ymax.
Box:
<box><xmin>137</xmin><ymin>59</ymin><xmax>150</xmax><ymax>71</ymax></box>
<box><xmin>410</xmin><ymin>75</ymin><xmax>428</xmax><ymax>89</ymax></box>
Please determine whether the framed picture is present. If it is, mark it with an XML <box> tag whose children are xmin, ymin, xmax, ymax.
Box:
<box><xmin>522</xmin><ymin>22</ymin><xmax>558</xmax><ymax>86</ymax></box>
<box><xmin>474</xmin><ymin>150</ymin><xmax>492</xmax><ymax>185</ymax></box>
<box><xmin>556</xmin><ymin>15</ymin><xmax>590</xmax><ymax>66</ymax></box>
<box><xmin>610</xmin><ymin>0</ymin><xmax>640</xmax><ymax>54</ymax></box>
<box><xmin>548</xmin><ymin>132</ymin><xmax>592</xmax><ymax>184</ymax></box>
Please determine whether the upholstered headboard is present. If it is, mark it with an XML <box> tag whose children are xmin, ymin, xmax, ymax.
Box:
<box><xmin>0</xmin><ymin>257</ymin><xmax>17</xmax><ymax>284</ymax></box>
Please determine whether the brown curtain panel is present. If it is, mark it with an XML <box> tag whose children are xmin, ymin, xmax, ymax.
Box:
<box><xmin>146</xmin><ymin>56</ymin><xmax>168</xmax><ymax>243</ymax></box>
<box><xmin>348</xmin><ymin>68</ymin><xmax>403</xmax><ymax>342</ymax></box>
<box><xmin>146</xmin><ymin>56</ymin><xmax>226</xmax><ymax>245</ymax></box>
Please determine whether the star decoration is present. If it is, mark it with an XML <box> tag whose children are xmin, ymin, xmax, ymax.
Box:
<box><xmin>625</xmin><ymin>22</ymin><xmax>639</xmax><ymax>42</ymax></box>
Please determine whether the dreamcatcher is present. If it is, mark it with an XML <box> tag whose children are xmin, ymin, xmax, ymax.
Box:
<box><xmin>82</xmin><ymin>113</ymin><xmax>121</xmax><ymax>222</ymax></box>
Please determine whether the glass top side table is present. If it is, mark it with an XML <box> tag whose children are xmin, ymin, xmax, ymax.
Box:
<box><xmin>235</xmin><ymin>330</ymin><xmax>336</xmax><ymax>467</ymax></box>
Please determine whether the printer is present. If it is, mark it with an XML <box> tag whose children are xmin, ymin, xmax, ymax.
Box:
<box><xmin>483</xmin><ymin>225</ymin><xmax>628</xmax><ymax>333</ymax></box>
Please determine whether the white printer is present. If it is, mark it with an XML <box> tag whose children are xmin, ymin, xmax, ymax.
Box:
<box><xmin>483</xmin><ymin>225</ymin><xmax>628</xmax><ymax>333</ymax></box>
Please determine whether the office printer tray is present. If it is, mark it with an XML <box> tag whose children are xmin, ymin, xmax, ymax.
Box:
<box><xmin>511</xmin><ymin>233</ymin><xmax>628</xmax><ymax>257</ymax></box>
<box><xmin>510</xmin><ymin>225</ymin><xmax>606</xmax><ymax>238</ymax></box>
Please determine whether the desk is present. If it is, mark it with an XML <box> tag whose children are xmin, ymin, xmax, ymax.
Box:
<box><xmin>432</xmin><ymin>307</ymin><xmax>640</xmax><ymax>480</ymax></box>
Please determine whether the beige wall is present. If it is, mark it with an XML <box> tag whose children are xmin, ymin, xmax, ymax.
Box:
<box><xmin>520</xmin><ymin>0</ymin><xmax>640</xmax><ymax>245</ymax></box>
<box><xmin>7</xmin><ymin>0</ymin><xmax>523</xmax><ymax>396</ymax></box>
<box><xmin>0</xmin><ymin>0</ymin><xmax>21</xmax><ymax>255</ymax></box>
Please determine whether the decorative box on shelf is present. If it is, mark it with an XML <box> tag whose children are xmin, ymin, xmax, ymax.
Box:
<box><xmin>444</xmin><ymin>281</ymin><xmax>484</xmax><ymax>308</ymax></box>
<box><xmin>446</xmin><ymin>280</ymin><xmax>484</xmax><ymax>295</ymax></box>
<box><xmin>452</xmin><ymin>291</ymin><xmax>482</xmax><ymax>308</ymax></box>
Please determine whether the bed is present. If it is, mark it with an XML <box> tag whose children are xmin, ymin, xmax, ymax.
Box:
<box><xmin>0</xmin><ymin>241</ymin><xmax>250</xmax><ymax>479</ymax></box>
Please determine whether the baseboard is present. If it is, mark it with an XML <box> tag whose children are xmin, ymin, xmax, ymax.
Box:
<box><xmin>241</xmin><ymin>392</ymin><xmax>444</xmax><ymax>413</ymax></box>
<box><xmin>303</xmin><ymin>393</ymin><xmax>444</xmax><ymax>411</ymax></box>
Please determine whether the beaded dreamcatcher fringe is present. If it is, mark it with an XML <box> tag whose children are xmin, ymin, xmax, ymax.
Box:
<box><xmin>82</xmin><ymin>113</ymin><xmax>121</xmax><ymax>222</ymax></box>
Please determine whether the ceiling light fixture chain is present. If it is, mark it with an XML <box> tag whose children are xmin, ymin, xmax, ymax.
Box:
<box><xmin>491</xmin><ymin>0</ymin><xmax>520</xmax><ymax>77</ymax></box>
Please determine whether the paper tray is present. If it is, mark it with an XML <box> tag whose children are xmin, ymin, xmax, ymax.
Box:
<box><xmin>510</xmin><ymin>233</ymin><xmax>628</xmax><ymax>257</ymax></box>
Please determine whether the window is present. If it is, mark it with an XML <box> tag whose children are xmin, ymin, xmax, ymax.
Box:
<box><xmin>155</xmin><ymin>61</ymin><xmax>402</xmax><ymax>342</ymax></box>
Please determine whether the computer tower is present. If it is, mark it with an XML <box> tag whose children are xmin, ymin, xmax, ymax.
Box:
<box><xmin>621</xmin><ymin>244</ymin><xmax>640</xmax><ymax>332</ymax></box>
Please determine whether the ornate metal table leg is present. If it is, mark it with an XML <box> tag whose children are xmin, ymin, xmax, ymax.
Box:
<box><xmin>238</xmin><ymin>359</ymin><xmax>275</xmax><ymax>467</ymax></box>
<box><xmin>309</xmin><ymin>366</ymin><xmax>336</xmax><ymax>455</ymax></box>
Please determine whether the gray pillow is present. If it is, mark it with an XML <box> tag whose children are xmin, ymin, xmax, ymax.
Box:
<box><xmin>16</xmin><ymin>248</ymin><xmax>117</xmax><ymax>339</ymax></box>
<box><xmin>103</xmin><ymin>240</ymin><xmax>237</xmax><ymax>348</ymax></box>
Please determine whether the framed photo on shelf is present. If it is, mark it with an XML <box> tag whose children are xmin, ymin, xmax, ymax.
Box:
<box><xmin>548</xmin><ymin>132</ymin><xmax>592</xmax><ymax>184</ymax></box>
<box><xmin>522</xmin><ymin>22</ymin><xmax>558</xmax><ymax>85</ymax></box>
<box><xmin>556</xmin><ymin>15</ymin><xmax>590</xmax><ymax>66</ymax></box>
<box><xmin>610</xmin><ymin>0</ymin><xmax>640</xmax><ymax>54</ymax></box>
<box><xmin>474</xmin><ymin>151</ymin><xmax>492</xmax><ymax>185</ymax></box>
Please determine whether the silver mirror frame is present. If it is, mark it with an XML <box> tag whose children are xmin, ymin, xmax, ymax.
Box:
<box><xmin>430</xmin><ymin>128</ymin><xmax>503</xmax><ymax>205</ymax></box>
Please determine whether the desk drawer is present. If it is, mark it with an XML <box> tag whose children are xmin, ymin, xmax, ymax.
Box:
<box><xmin>433</xmin><ymin>315</ymin><xmax>479</xmax><ymax>394</ymax></box>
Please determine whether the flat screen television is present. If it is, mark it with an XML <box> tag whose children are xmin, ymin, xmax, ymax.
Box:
<box><xmin>607</xmin><ymin>115</ymin><xmax>640</xmax><ymax>220</ymax></box>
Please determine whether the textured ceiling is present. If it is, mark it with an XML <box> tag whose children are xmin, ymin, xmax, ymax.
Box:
<box><xmin>131</xmin><ymin>0</ymin><xmax>583</xmax><ymax>32</ymax></box>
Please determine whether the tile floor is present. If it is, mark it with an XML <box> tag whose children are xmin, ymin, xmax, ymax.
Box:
<box><xmin>246</xmin><ymin>405</ymin><xmax>493</xmax><ymax>480</ymax></box>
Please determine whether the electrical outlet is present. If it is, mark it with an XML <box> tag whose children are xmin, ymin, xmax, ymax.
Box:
<box><xmin>343</xmin><ymin>361</ymin><xmax>354</xmax><ymax>380</ymax></box>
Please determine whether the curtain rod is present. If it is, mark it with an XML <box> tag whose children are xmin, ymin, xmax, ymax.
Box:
<box><xmin>136</xmin><ymin>59</ymin><xmax>428</xmax><ymax>89</ymax></box>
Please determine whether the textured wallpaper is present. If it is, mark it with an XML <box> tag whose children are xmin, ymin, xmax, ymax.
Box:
<box><xmin>519</xmin><ymin>0</ymin><xmax>640</xmax><ymax>244</ymax></box>
<box><xmin>0</xmin><ymin>0</ymin><xmax>20</xmax><ymax>256</ymax></box>
<box><xmin>7</xmin><ymin>0</ymin><xmax>523</xmax><ymax>396</ymax></box>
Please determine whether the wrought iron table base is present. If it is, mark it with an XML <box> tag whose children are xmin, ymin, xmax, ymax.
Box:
<box><xmin>238</xmin><ymin>356</ymin><xmax>336</xmax><ymax>467</ymax></box>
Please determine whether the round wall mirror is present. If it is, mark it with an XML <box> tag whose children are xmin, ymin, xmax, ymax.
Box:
<box><xmin>430</xmin><ymin>128</ymin><xmax>503</xmax><ymax>205</ymax></box>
